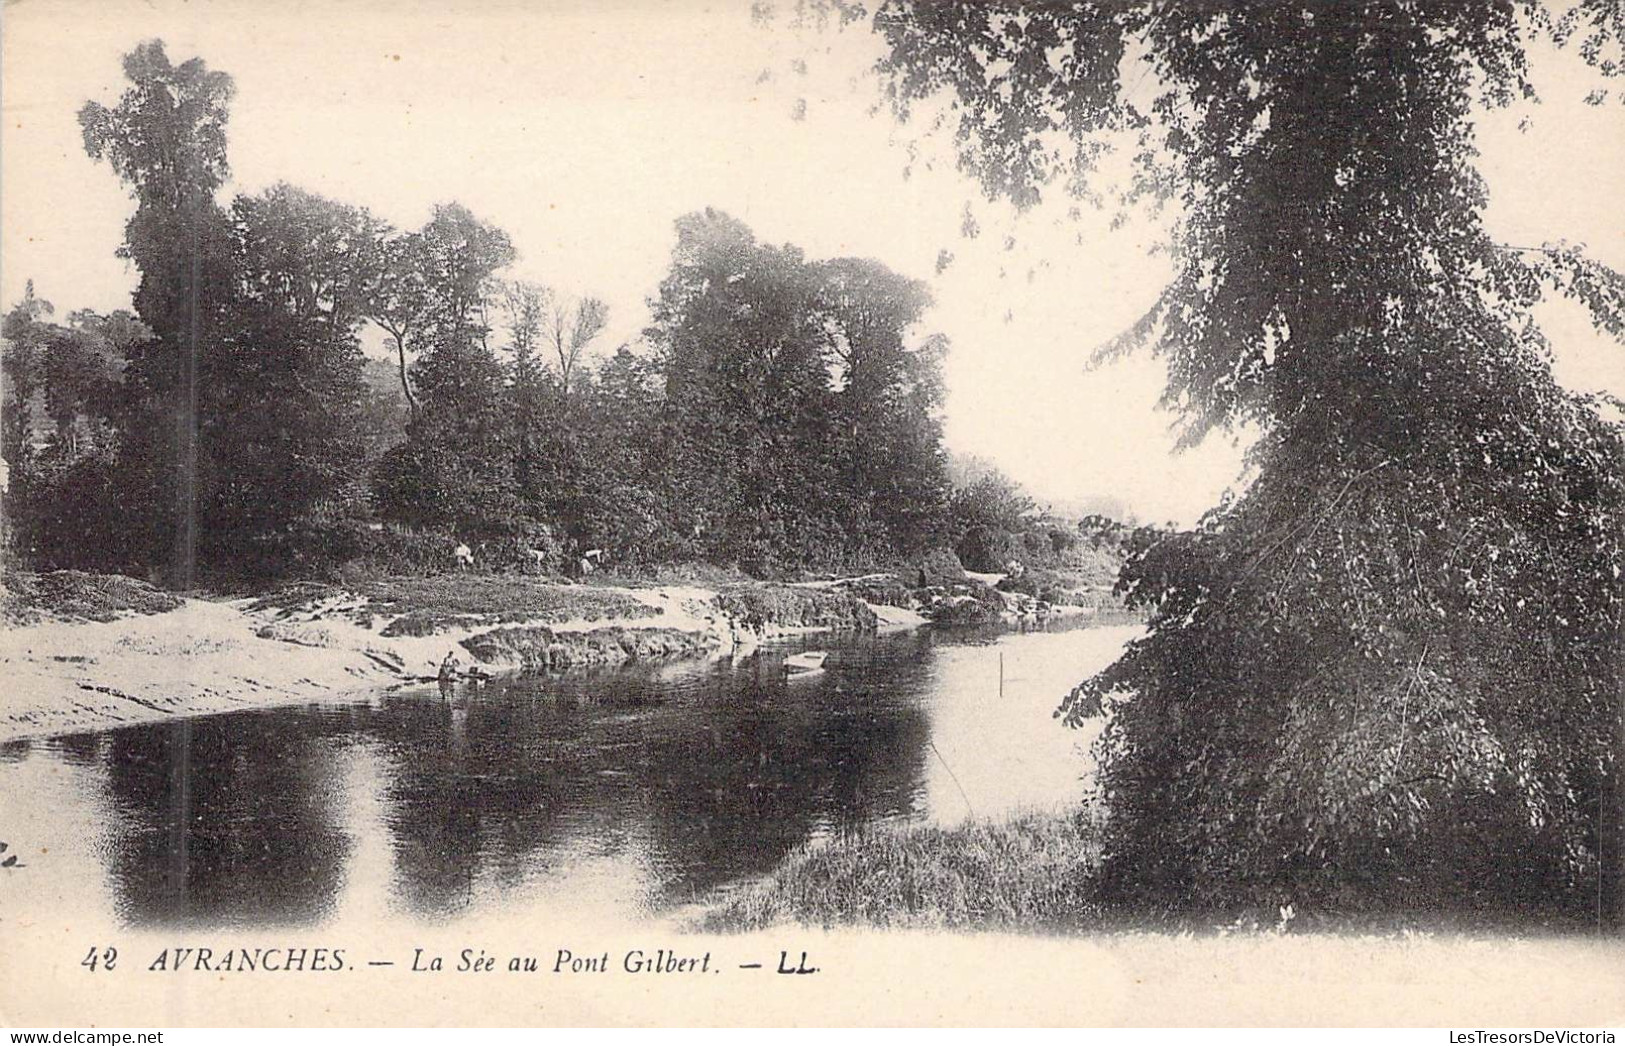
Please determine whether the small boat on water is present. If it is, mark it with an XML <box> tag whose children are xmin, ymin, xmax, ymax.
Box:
<box><xmin>784</xmin><ymin>650</ymin><xmax>828</xmax><ymax>675</ymax></box>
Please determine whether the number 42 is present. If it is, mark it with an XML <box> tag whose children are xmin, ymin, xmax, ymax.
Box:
<box><xmin>81</xmin><ymin>946</ymin><xmax>117</xmax><ymax>972</ymax></box>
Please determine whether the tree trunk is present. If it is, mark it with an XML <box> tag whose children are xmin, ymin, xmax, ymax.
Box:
<box><xmin>394</xmin><ymin>333</ymin><xmax>418</xmax><ymax>414</ymax></box>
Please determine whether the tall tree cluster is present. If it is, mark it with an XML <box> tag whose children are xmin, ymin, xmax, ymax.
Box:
<box><xmin>648</xmin><ymin>210</ymin><xmax>950</xmax><ymax>571</ymax></box>
<box><xmin>1</xmin><ymin>40</ymin><xmax>952</xmax><ymax>583</ymax></box>
<box><xmin>866</xmin><ymin>1</ymin><xmax>1625</xmax><ymax>923</ymax></box>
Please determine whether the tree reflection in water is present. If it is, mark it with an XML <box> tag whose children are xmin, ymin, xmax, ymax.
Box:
<box><xmin>70</xmin><ymin>627</ymin><xmax>943</xmax><ymax>927</ymax></box>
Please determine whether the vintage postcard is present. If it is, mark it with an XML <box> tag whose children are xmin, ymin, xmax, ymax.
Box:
<box><xmin>2</xmin><ymin>0</ymin><xmax>1623</xmax><ymax>1028</ymax></box>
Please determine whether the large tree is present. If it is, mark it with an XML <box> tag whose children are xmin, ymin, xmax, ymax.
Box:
<box><xmin>647</xmin><ymin>209</ymin><xmax>840</xmax><ymax>568</ymax></box>
<box><xmin>82</xmin><ymin>46</ymin><xmax>393</xmax><ymax>580</ymax></box>
<box><xmin>645</xmin><ymin>209</ymin><xmax>951</xmax><ymax>570</ymax></box>
<box><xmin>373</xmin><ymin>204</ymin><xmax>521</xmax><ymax>536</ymax></box>
<box><xmin>498</xmin><ymin>279</ymin><xmax>553</xmax><ymax>514</ymax></box>
<box><xmin>1</xmin><ymin>298</ymin><xmax>148</xmax><ymax>572</ymax></box>
<box><xmin>210</xmin><ymin>183</ymin><xmax>384</xmax><ymax>569</ymax></box>
<box><xmin>545</xmin><ymin>293</ymin><xmax>608</xmax><ymax>401</ymax></box>
<box><xmin>1</xmin><ymin>282</ymin><xmax>54</xmax><ymax>560</ymax></box>
<box><xmin>821</xmin><ymin>257</ymin><xmax>951</xmax><ymax>555</ymax></box>
<box><xmin>80</xmin><ymin>39</ymin><xmax>237</xmax><ymax>585</ymax></box>
<box><xmin>862</xmin><ymin>3</ymin><xmax>1625</xmax><ymax>924</ymax></box>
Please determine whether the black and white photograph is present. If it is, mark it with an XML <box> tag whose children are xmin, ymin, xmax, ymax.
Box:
<box><xmin>1</xmin><ymin>0</ymin><xmax>1623</xmax><ymax>1029</ymax></box>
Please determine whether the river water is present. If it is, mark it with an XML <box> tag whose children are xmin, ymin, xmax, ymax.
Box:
<box><xmin>0</xmin><ymin>620</ymin><xmax>1137</xmax><ymax>931</ymax></box>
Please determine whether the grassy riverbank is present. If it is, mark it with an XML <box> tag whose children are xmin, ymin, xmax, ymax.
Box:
<box><xmin>699</xmin><ymin>808</ymin><xmax>1104</xmax><ymax>933</ymax></box>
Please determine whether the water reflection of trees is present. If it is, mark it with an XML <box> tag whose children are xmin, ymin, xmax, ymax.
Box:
<box><xmin>99</xmin><ymin>715</ymin><xmax>351</xmax><ymax>927</ymax></box>
<box><xmin>83</xmin><ymin>628</ymin><xmax>942</xmax><ymax>926</ymax></box>
<box><xmin>642</xmin><ymin>660</ymin><xmax>934</xmax><ymax>899</ymax></box>
<box><xmin>361</xmin><ymin>633</ymin><xmax>935</xmax><ymax>916</ymax></box>
<box><xmin>358</xmin><ymin>693</ymin><xmax>593</xmax><ymax>917</ymax></box>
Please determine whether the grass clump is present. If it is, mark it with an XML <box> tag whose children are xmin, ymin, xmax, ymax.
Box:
<box><xmin>594</xmin><ymin>560</ymin><xmax>759</xmax><ymax>589</ymax></box>
<box><xmin>713</xmin><ymin>584</ymin><xmax>878</xmax><ymax>631</ymax></box>
<box><xmin>832</xmin><ymin>573</ymin><xmax>915</xmax><ymax>609</ymax></box>
<box><xmin>699</xmin><ymin>809</ymin><xmax>1103</xmax><ymax>933</ymax></box>
<box><xmin>2</xmin><ymin>570</ymin><xmax>184</xmax><ymax>626</ymax></box>
<box><xmin>252</xmin><ymin>574</ymin><xmax>657</xmax><ymax>632</ymax></box>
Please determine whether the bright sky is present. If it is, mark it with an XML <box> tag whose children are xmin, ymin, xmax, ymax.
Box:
<box><xmin>3</xmin><ymin>0</ymin><xmax>1622</xmax><ymax>525</ymax></box>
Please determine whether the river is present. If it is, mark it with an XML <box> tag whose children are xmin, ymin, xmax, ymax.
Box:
<box><xmin>0</xmin><ymin>620</ymin><xmax>1138</xmax><ymax>931</ymax></box>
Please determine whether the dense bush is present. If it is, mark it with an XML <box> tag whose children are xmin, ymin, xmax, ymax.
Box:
<box><xmin>924</xmin><ymin>578</ymin><xmax>1006</xmax><ymax>625</ymax></box>
<box><xmin>903</xmin><ymin>546</ymin><xmax>966</xmax><ymax>587</ymax></box>
<box><xmin>712</xmin><ymin>584</ymin><xmax>878</xmax><ymax>631</ymax></box>
<box><xmin>471</xmin><ymin>521</ymin><xmax>563</xmax><ymax>575</ymax></box>
<box><xmin>2</xmin><ymin>569</ymin><xmax>182</xmax><ymax>624</ymax></box>
<box><xmin>700</xmin><ymin>809</ymin><xmax>1104</xmax><ymax>932</ymax></box>
<box><xmin>995</xmin><ymin>569</ymin><xmax>1071</xmax><ymax>606</ymax></box>
<box><xmin>955</xmin><ymin>525</ymin><xmax>1020</xmax><ymax>574</ymax></box>
<box><xmin>834</xmin><ymin>574</ymin><xmax>914</xmax><ymax>609</ymax></box>
<box><xmin>332</xmin><ymin>525</ymin><xmax>463</xmax><ymax>580</ymax></box>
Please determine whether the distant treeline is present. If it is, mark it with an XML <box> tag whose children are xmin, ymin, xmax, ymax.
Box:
<box><xmin>0</xmin><ymin>41</ymin><xmax>1023</xmax><ymax>585</ymax></box>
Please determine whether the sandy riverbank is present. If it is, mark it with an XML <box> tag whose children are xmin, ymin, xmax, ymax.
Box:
<box><xmin>0</xmin><ymin>574</ymin><xmax>895</xmax><ymax>742</ymax></box>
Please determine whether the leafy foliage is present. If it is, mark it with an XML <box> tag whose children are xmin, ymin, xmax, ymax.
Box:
<box><xmin>1</xmin><ymin>296</ymin><xmax>149</xmax><ymax>572</ymax></box>
<box><xmin>77</xmin><ymin>40</ymin><xmax>239</xmax><ymax>584</ymax></box>
<box><xmin>10</xmin><ymin>41</ymin><xmax>959</xmax><ymax>586</ymax></box>
<box><xmin>948</xmin><ymin>468</ymin><xmax>1035</xmax><ymax>570</ymax></box>
<box><xmin>869</xmin><ymin>1</ymin><xmax>1625</xmax><ymax>922</ymax></box>
<box><xmin>210</xmin><ymin>184</ymin><xmax>384</xmax><ymax>558</ymax></box>
<box><xmin>646</xmin><ymin>208</ymin><xmax>952</xmax><ymax>572</ymax></box>
<box><xmin>373</xmin><ymin>205</ymin><xmax>521</xmax><ymax>537</ymax></box>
